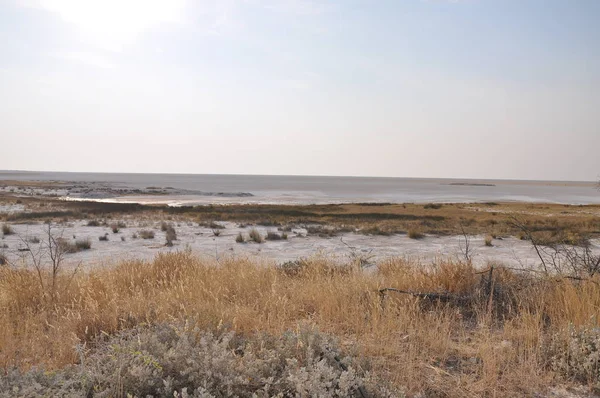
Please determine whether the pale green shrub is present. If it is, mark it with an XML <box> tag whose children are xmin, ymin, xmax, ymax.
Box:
<box><xmin>0</xmin><ymin>323</ymin><xmax>398</xmax><ymax>397</ymax></box>
<box><xmin>548</xmin><ymin>326</ymin><xmax>600</xmax><ymax>390</ymax></box>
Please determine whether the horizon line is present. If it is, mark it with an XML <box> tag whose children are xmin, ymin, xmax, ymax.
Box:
<box><xmin>1</xmin><ymin>169</ymin><xmax>597</xmax><ymax>184</ymax></box>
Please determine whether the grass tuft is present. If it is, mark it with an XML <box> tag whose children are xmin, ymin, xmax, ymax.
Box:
<box><xmin>139</xmin><ymin>230</ymin><xmax>155</xmax><ymax>240</ymax></box>
<box><xmin>75</xmin><ymin>238</ymin><xmax>92</xmax><ymax>250</ymax></box>
<box><xmin>484</xmin><ymin>235</ymin><xmax>493</xmax><ymax>247</ymax></box>
<box><xmin>266</xmin><ymin>231</ymin><xmax>283</xmax><ymax>241</ymax></box>
<box><xmin>1</xmin><ymin>224</ymin><xmax>14</xmax><ymax>236</ymax></box>
<box><xmin>235</xmin><ymin>232</ymin><xmax>245</xmax><ymax>243</ymax></box>
<box><xmin>407</xmin><ymin>228</ymin><xmax>425</xmax><ymax>239</ymax></box>
<box><xmin>249</xmin><ymin>228</ymin><xmax>263</xmax><ymax>243</ymax></box>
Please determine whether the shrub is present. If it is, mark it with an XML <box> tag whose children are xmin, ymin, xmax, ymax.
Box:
<box><xmin>424</xmin><ymin>203</ymin><xmax>443</xmax><ymax>209</ymax></box>
<box><xmin>28</xmin><ymin>236</ymin><xmax>40</xmax><ymax>244</ymax></box>
<box><xmin>160</xmin><ymin>221</ymin><xmax>169</xmax><ymax>232</ymax></box>
<box><xmin>87</xmin><ymin>220</ymin><xmax>101</xmax><ymax>227</ymax></box>
<box><xmin>282</xmin><ymin>232</ymin><xmax>288</xmax><ymax>240</ymax></box>
<box><xmin>198</xmin><ymin>221</ymin><xmax>225</xmax><ymax>229</ymax></box>
<box><xmin>235</xmin><ymin>232</ymin><xmax>245</xmax><ymax>243</ymax></box>
<box><xmin>139</xmin><ymin>230</ymin><xmax>155</xmax><ymax>239</ymax></box>
<box><xmin>209</xmin><ymin>221</ymin><xmax>225</xmax><ymax>229</ymax></box>
<box><xmin>0</xmin><ymin>324</ymin><xmax>387</xmax><ymax>397</ymax></box>
<box><xmin>306</xmin><ymin>226</ymin><xmax>338</xmax><ymax>238</ymax></box>
<box><xmin>249</xmin><ymin>228</ymin><xmax>263</xmax><ymax>243</ymax></box>
<box><xmin>360</xmin><ymin>226</ymin><xmax>394</xmax><ymax>236</ymax></box>
<box><xmin>110</xmin><ymin>223</ymin><xmax>120</xmax><ymax>234</ymax></box>
<box><xmin>99</xmin><ymin>234</ymin><xmax>109</xmax><ymax>242</ymax></box>
<box><xmin>549</xmin><ymin>327</ymin><xmax>600</xmax><ymax>389</ymax></box>
<box><xmin>75</xmin><ymin>238</ymin><xmax>91</xmax><ymax>250</ymax></box>
<box><xmin>57</xmin><ymin>238</ymin><xmax>79</xmax><ymax>254</ymax></box>
<box><xmin>212</xmin><ymin>229</ymin><xmax>221</xmax><ymax>237</ymax></box>
<box><xmin>165</xmin><ymin>225</ymin><xmax>177</xmax><ymax>247</ymax></box>
<box><xmin>484</xmin><ymin>235</ymin><xmax>493</xmax><ymax>247</ymax></box>
<box><xmin>266</xmin><ymin>232</ymin><xmax>283</xmax><ymax>241</ymax></box>
<box><xmin>257</xmin><ymin>219</ymin><xmax>281</xmax><ymax>227</ymax></box>
<box><xmin>117</xmin><ymin>221</ymin><xmax>127</xmax><ymax>228</ymax></box>
<box><xmin>121</xmin><ymin>236</ymin><xmax>126</xmax><ymax>242</ymax></box>
<box><xmin>407</xmin><ymin>228</ymin><xmax>425</xmax><ymax>239</ymax></box>
<box><xmin>0</xmin><ymin>253</ymin><xmax>6</xmax><ymax>265</ymax></box>
<box><xmin>131</xmin><ymin>232</ymin><xmax>138</xmax><ymax>239</ymax></box>
<box><xmin>1</xmin><ymin>224</ymin><xmax>14</xmax><ymax>235</ymax></box>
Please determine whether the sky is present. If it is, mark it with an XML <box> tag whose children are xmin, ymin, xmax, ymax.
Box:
<box><xmin>0</xmin><ymin>0</ymin><xmax>599</xmax><ymax>181</ymax></box>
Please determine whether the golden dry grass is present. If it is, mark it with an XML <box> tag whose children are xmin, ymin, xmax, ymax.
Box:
<box><xmin>1</xmin><ymin>251</ymin><xmax>600</xmax><ymax>396</ymax></box>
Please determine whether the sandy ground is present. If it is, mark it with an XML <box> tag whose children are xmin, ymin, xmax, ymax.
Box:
<box><xmin>0</xmin><ymin>218</ymin><xmax>567</xmax><ymax>270</ymax></box>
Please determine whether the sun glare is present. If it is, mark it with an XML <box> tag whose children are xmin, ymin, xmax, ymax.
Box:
<box><xmin>35</xmin><ymin>0</ymin><xmax>186</xmax><ymax>49</ymax></box>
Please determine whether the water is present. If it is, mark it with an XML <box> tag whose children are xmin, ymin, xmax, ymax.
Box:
<box><xmin>1</xmin><ymin>170</ymin><xmax>599</xmax><ymax>205</ymax></box>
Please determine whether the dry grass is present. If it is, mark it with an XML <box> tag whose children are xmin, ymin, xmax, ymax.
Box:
<box><xmin>3</xmin><ymin>193</ymin><xmax>600</xmax><ymax>240</ymax></box>
<box><xmin>138</xmin><ymin>229</ymin><xmax>155</xmax><ymax>239</ymax></box>
<box><xmin>248</xmin><ymin>228</ymin><xmax>263</xmax><ymax>243</ymax></box>
<box><xmin>407</xmin><ymin>228</ymin><xmax>425</xmax><ymax>239</ymax></box>
<box><xmin>1</xmin><ymin>252</ymin><xmax>599</xmax><ymax>396</ymax></box>
<box><xmin>235</xmin><ymin>232</ymin><xmax>245</xmax><ymax>243</ymax></box>
<box><xmin>1</xmin><ymin>224</ymin><xmax>14</xmax><ymax>235</ymax></box>
<box><xmin>484</xmin><ymin>235</ymin><xmax>494</xmax><ymax>246</ymax></box>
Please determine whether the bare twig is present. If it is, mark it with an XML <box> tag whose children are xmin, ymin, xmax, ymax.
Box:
<box><xmin>458</xmin><ymin>223</ymin><xmax>472</xmax><ymax>263</ymax></box>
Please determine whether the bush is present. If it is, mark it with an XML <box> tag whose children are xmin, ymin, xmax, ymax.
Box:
<box><xmin>139</xmin><ymin>230</ymin><xmax>155</xmax><ymax>239</ymax></box>
<box><xmin>87</xmin><ymin>220</ymin><xmax>101</xmax><ymax>227</ymax></box>
<box><xmin>235</xmin><ymin>232</ymin><xmax>245</xmax><ymax>243</ymax></box>
<box><xmin>249</xmin><ymin>228</ymin><xmax>263</xmax><ymax>243</ymax></box>
<box><xmin>306</xmin><ymin>226</ymin><xmax>338</xmax><ymax>238</ymax></box>
<box><xmin>549</xmin><ymin>327</ymin><xmax>600</xmax><ymax>390</ymax></box>
<box><xmin>266</xmin><ymin>232</ymin><xmax>283</xmax><ymax>241</ymax></box>
<box><xmin>0</xmin><ymin>324</ymin><xmax>387</xmax><ymax>397</ymax></box>
<box><xmin>209</xmin><ymin>221</ymin><xmax>225</xmax><ymax>229</ymax></box>
<box><xmin>0</xmin><ymin>253</ymin><xmax>6</xmax><ymax>265</ymax></box>
<box><xmin>424</xmin><ymin>203</ymin><xmax>443</xmax><ymax>209</ymax></box>
<box><xmin>484</xmin><ymin>235</ymin><xmax>493</xmax><ymax>247</ymax></box>
<box><xmin>28</xmin><ymin>236</ymin><xmax>40</xmax><ymax>244</ymax></box>
<box><xmin>198</xmin><ymin>221</ymin><xmax>225</xmax><ymax>230</ymax></box>
<box><xmin>99</xmin><ymin>234</ymin><xmax>109</xmax><ymax>242</ymax></box>
<box><xmin>75</xmin><ymin>238</ymin><xmax>91</xmax><ymax>250</ymax></box>
<box><xmin>121</xmin><ymin>236</ymin><xmax>126</xmax><ymax>242</ymax></box>
<box><xmin>117</xmin><ymin>221</ymin><xmax>127</xmax><ymax>228</ymax></box>
<box><xmin>161</xmin><ymin>221</ymin><xmax>169</xmax><ymax>232</ymax></box>
<box><xmin>1</xmin><ymin>224</ymin><xmax>14</xmax><ymax>236</ymax></box>
<box><xmin>165</xmin><ymin>225</ymin><xmax>177</xmax><ymax>247</ymax></box>
<box><xmin>407</xmin><ymin>229</ymin><xmax>424</xmax><ymax>239</ymax></box>
<box><xmin>110</xmin><ymin>223</ymin><xmax>120</xmax><ymax>234</ymax></box>
<box><xmin>57</xmin><ymin>238</ymin><xmax>79</xmax><ymax>254</ymax></box>
<box><xmin>212</xmin><ymin>229</ymin><xmax>221</xmax><ymax>237</ymax></box>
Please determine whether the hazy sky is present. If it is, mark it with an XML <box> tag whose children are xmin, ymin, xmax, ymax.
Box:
<box><xmin>1</xmin><ymin>0</ymin><xmax>599</xmax><ymax>181</ymax></box>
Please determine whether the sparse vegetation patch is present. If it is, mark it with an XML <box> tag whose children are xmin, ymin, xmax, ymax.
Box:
<box><xmin>139</xmin><ymin>230</ymin><xmax>155</xmax><ymax>239</ymax></box>
<box><xmin>249</xmin><ymin>228</ymin><xmax>263</xmax><ymax>243</ymax></box>
<box><xmin>1</xmin><ymin>224</ymin><xmax>14</xmax><ymax>236</ymax></box>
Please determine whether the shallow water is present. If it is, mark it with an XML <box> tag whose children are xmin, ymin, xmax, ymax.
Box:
<box><xmin>1</xmin><ymin>171</ymin><xmax>599</xmax><ymax>205</ymax></box>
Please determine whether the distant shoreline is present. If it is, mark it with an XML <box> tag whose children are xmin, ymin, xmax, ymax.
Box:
<box><xmin>1</xmin><ymin>173</ymin><xmax>599</xmax><ymax>205</ymax></box>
